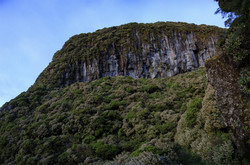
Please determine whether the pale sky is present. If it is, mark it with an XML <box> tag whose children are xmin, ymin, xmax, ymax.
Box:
<box><xmin>0</xmin><ymin>0</ymin><xmax>224</xmax><ymax>107</ymax></box>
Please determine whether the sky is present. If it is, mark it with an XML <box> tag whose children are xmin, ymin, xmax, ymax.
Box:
<box><xmin>0</xmin><ymin>0</ymin><xmax>225</xmax><ymax>107</ymax></box>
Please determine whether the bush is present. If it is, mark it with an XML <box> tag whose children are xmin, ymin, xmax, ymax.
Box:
<box><xmin>58</xmin><ymin>152</ymin><xmax>73</xmax><ymax>163</ymax></box>
<box><xmin>140</xmin><ymin>84</ymin><xmax>160</xmax><ymax>93</ymax></box>
<box><xmin>130</xmin><ymin>146</ymin><xmax>163</xmax><ymax>157</ymax></box>
<box><xmin>93</xmin><ymin>94</ymin><xmax>103</xmax><ymax>104</ymax></box>
<box><xmin>83</xmin><ymin>135</ymin><xmax>96</xmax><ymax>144</ymax></box>
<box><xmin>104</xmin><ymin>100</ymin><xmax>126</xmax><ymax>110</ymax></box>
<box><xmin>105</xmin><ymin>110</ymin><xmax>118</xmax><ymax>119</ymax></box>
<box><xmin>121</xmin><ymin>139</ymin><xmax>142</xmax><ymax>152</ymax></box>
<box><xmin>91</xmin><ymin>142</ymin><xmax>121</xmax><ymax>160</ymax></box>
<box><xmin>126</xmin><ymin>86</ymin><xmax>136</xmax><ymax>93</ymax></box>
<box><xmin>155</xmin><ymin>122</ymin><xmax>176</xmax><ymax>134</ymax></box>
<box><xmin>239</xmin><ymin>68</ymin><xmax>250</xmax><ymax>96</ymax></box>
<box><xmin>137</xmin><ymin>109</ymin><xmax>150</xmax><ymax>119</ymax></box>
<box><xmin>170</xmin><ymin>83</ymin><xmax>180</xmax><ymax>90</ymax></box>
<box><xmin>125</xmin><ymin>109</ymin><xmax>137</xmax><ymax>119</ymax></box>
<box><xmin>0</xmin><ymin>135</ymin><xmax>7</xmax><ymax>147</ymax></box>
<box><xmin>147</xmin><ymin>104</ymin><xmax>166</xmax><ymax>112</ymax></box>
<box><xmin>186</xmin><ymin>98</ymin><xmax>203</xmax><ymax>127</ymax></box>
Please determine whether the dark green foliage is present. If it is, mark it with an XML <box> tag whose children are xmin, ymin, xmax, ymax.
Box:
<box><xmin>126</xmin><ymin>86</ymin><xmax>136</xmax><ymax>93</ymax></box>
<box><xmin>139</xmin><ymin>84</ymin><xmax>160</xmax><ymax>93</ymax></box>
<box><xmin>239</xmin><ymin>68</ymin><xmax>250</xmax><ymax>96</ymax></box>
<box><xmin>91</xmin><ymin>142</ymin><xmax>121</xmax><ymax>160</ymax></box>
<box><xmin>104</xmin><ymin>100</ymin><xmax>126</xmax><ymax>110</ymax></box>
<box><xmin>174</xmin><ymin>145</ymin><xmax>203</xmax><ymax>165</ymax></box>
<box><xmin>121</xmin><ymin>139</ymin><xmax>143</xmax><ymax>152</ymax></box>
<box><xmin>0</xmin><ymin>68</ymin><xmax>237</xmax><ymax>164</ymax></box>
<box><xmin>155</xmin><ymin>122</ymin><xmax>177</xmax><ymax>134</ymax></box>
<box><xmin>137</xmin><ymin>109</ymin><xmax>150</xmax><ymax>119</ymax></box>
<box><xmin>83</xmin><ymin>135</ymin><xmax>96</xmax><ymax>144</ymax></box>
<box><xmin>215</xmin><ymin>0</ymin><xmax>250</xmax><ymax>95</ymax></box>
<box><xmin>0</xmin><ymin>135</ymin><xmax>7</xmax><ymax>149</ymax></box>
<box><xmin>92</xmin><ymin>94</ymin><xmax>103</xmax><ymax>104</ymax></box>
<box><xmin>125</xmin><ymin>109</ymin><xmax>137</xmax><ymax>119</ymax></box>
<box><xmin>130</xmin><ymin>146</ymin><xmax>163</xmax><ymax>157</ymax></box>
<box><xmin>186</xmin><ymin>98</ymin><xmax>203</xmax><ymax>127</ymax></box>
<box><xmin>217</xmin><ymin>131</ymin><xmax>230</xmax><ymax>141</ymax></box>
<box><xmin>147</xmin><ymin>104</ymin><xmax>166</xmax><ymax>112</ymax></box>
<box><xmin>58</xmin><ymin>152</ymin><xmax>72</xmax><ymax>163</ymax></box>
<box><xmin>242</xmin><ymin>158</ymin><xmax>250</xmax><ymax>165</ymax></box>
<box><xmin>9</xmin><ymin>92</ymin><xmax>29</xmax><ymax>107</ymax></box>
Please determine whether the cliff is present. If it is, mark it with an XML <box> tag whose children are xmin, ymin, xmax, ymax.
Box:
<box><xmin>206</xmin><ymin>55</ymin><xmax>250</xmax><ymax>158</ymax></box>
<box><xmin>35</xmin><ymin>22</ymin><xmax>224</xmax><ymax>88</ymax></box>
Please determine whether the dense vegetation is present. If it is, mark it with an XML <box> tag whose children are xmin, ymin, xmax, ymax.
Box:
<box><xmin>211</xmin><ymin>1</ymin><xmax>249</xmax><ymax>161</ymax></box>
<box><xmin>0</xmin><ymin>68</ymin><xmax>242</xmax><ymax>164</ymax></box>
<box><xmin>215</xmin><ymin>0</ymin><xmax>250</xmax><ymax>95</ymax></box>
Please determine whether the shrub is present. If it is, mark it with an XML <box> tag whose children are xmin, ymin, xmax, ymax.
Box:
<box><xmin>212</xmin><ymin>140</ymin><xmax>236</xmax><ymax>165</ymax></box>
<box><xmin>105</xmin><ymin>110</ymin><xmax>118</xmax><ymax>119</ymax></box>
<box><xmin>93</xmin><ymin>94</ymin><xmax>103</xmax><ymax>104</ymax></box>
<box><xmin>121</xmin><ymin>139</ymin><xmax>143</xmax><ymax>152</ymax></box>
<box><xmin>130</xmin><ymin>146</ymin><xmax>163</xmax><ymax>157</ymax></box>
<box><xmin>82</xmin><ymin>135</ymin><xmax>96</xmax><ymax>144</ymax></box>
<box><xmin>125</xmin><ymin>109</ymin><xmax>137</xmax><ymax>119</ymax></box>
<box><xmin>180</xmin><ymin>103</ymin><xmax>187</xmax><ymax>112</ymax></box>
<box><xmin>147</xmin><ymin>104</ymin><xmax>166</xmax><ymax>112</ymax></box>
<box><xmin>239</xmin><ymin>68</ymin><xmax>250</xmax><ymax>96</ymax></box>
<box><xmin>186</xmin><ymin>98</ymin><xmax>203</xmax><ymax>127</ymax></box>
<box><xmin>58</xmin><ymin>151</ymin><xmax>72</xmax><ymax>163</ymax></box>
<box><xmin>155</xmin><ymin>122</ymin><xmax>176</xmax><ymax>134</ymax></box>
<box><xmin>137</xmin><ymin>109</ymin><xmax>150</xmax><ymax>119</ymax></box>
<box><xmin>139</xmin><ymin>84</ymin><xmax>160</xmax><ymax>93</ymax></box>
<box><xmin>104</xmin><ymin>100</ymin><xmax>126</xmax><ymax>110</ymax></box>
<box><xmin>0</xmin><ymin>135</ymin><xmax>7</xmax><ymax>147</ymax></box>
<box><xmin>91</xmin><ymin>142</ymin><xmax>121</xmax><ymax>160</ymax></box>
<box><xmin>170</xmin><ymin>83</ymin><xmax>180</xmax><ymax>90</ymax></box>
<box><xmin>118</xmin><ymin>128</ymin><xmax>125</xmax><ymax>138</ymax></box>
<box><xmin>126</xmin><ymin>86</ymin><xmax>136</xmax><ymax>93</ymax></box>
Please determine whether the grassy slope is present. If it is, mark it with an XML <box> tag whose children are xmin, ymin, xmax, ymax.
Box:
<box><xmin>0</xmin><ymin>68</ymin><xmax>239</xmax><ymax>164</ymax></box>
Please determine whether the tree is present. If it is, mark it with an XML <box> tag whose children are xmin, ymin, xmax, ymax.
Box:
<box><xmin>215</xmin><ymin>0</ymin><xmax>250</xmax><ymax>95</ymax></box>
<box><xmin>215</xmin><ymin>0</ymin><xmax>249</xmax><ymax>61</ymax></box>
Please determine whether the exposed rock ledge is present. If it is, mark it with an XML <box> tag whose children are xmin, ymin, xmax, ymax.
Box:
<box><xmin>35</xmin><ymin>22</ymin><xmax>224</xmax><ymax>88</ymax></box>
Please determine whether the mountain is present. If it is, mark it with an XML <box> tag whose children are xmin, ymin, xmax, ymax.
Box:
<box><xmin>34</xmin><ymin>22</ymin><xmax>223</xmax><ymax>88</ymax></box>
<box><xmin>0</xmin><ymin>22</ymin><xmax>247</xmax><ymax>164</ymax></box>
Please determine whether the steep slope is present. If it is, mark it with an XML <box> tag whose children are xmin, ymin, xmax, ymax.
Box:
<box><xmin>0</xmin><ymin>68</ymin><xmax>239</xmax><ymax>164</ymax></box>
<box><xmin>35</xmin><ymin>22</ymin><xmax>224</xmax><ymax>88</ymax></box>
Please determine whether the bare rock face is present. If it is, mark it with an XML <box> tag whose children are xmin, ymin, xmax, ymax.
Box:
<box><xmin>35</xmin><ymin>22</ymin><xmax>224</xmax><ymax>88</ymax></box>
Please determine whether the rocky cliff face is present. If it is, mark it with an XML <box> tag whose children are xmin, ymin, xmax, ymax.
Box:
<box><xmin>35</xmin><ymin>22</ymin><xmax>224</xmax><ymax>88</ymax></box>
<box><xmin>206</xmin><ymin>55</ymin><xmax>250</xmax><ymax>157</ymax></box>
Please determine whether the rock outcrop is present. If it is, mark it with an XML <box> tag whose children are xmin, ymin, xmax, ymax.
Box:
<box><xmin>206</xmin><ymin>55</ymin><xmax>250</xmax><ymax>157</ymax></box>
<box><xmin>35</xmin><ymin>22</ymin><xmax>224</xmax><ymax>88</ymax></box>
